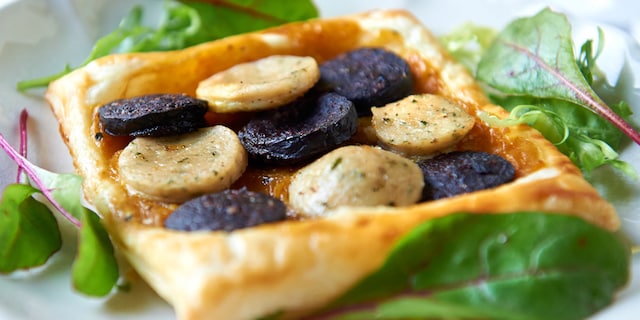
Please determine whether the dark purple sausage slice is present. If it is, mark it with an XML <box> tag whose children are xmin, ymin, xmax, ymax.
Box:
<box><xmin>164</xmin><ymin>189</ymin><xmax>287</xmax><ymax>232</ymax></box>
<box><xmin>238</xmin><ymin>92</ymin><xmax>358</xmax><ymax>165</ymax></box>
<box><xmin>417</xmin><ymin>151</ymin><xmax>516</xmax><ymax>201</ymax></box>
<box><xmin>98</xmin><ymin>93</ymin><xmax>208</xmax><ymax>137</ymax></box>
<box><xmin>318</xmin><ymin>47</ymin><xmax>413</xmax><ymax>116</ymax></box>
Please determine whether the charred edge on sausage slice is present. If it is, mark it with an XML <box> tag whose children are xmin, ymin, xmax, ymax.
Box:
<box><xmin>238</xmin><ymin>92</ymin><xmax>358</xmax><ymax>165</ymax></box>
<box><xmin>318</xmin><ymin>47</ymin><xmax>414</xmax><ymax>116</ymax></box>
<box><xmin>164</xmin><ymin>188</ymin><xmax>287</xmax><ymax>232</ymax></box>
<box><xmin>98</xmin><ymin>93</ymin><xmax>209</xmax><ymax>137</ymax></box>
<box><xmin>417</xmin><ymin>151</ymin><xmax>516</xmax><ymax>201</ymax></box>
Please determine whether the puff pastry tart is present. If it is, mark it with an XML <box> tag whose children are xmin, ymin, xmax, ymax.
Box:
<box><xmin>45</xmin><ymin>9</ymin><xmax>618</xmax><ymax>320</ymax></box>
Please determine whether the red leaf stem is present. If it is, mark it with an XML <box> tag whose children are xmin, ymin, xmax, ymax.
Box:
<box><xmin>0</xmin><ymin>111</ymin><xmax>81</xmax><ymax>227</ymax></box>
<box><xmin>16</xmin><ymin>109</ymin><xmax>28</xmax><ymax>182</ymax></box>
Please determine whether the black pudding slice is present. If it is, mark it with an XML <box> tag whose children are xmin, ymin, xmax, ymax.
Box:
<box><xmin>98</xmin><ymin>93</ymin><xmax>208</xmax><ymax>137</ymax></box>
<box><xmin>417</xmin><ymin>151</ymin><xmax>516</xmax><ymax>201</ymax></box>
<box><xmin>164</xmin><ymin>189</ymin><xmax>287</xmax><ymax>232</ymax></box>
<box><xmin>239</xmin><ymin>92</ymin><xmax>358</xmax><ymax>165</ymax></box>
<box><xmin>319</xmin><ymin>47</ymin><xmax>413</xmax><ymax>116</ymax></box>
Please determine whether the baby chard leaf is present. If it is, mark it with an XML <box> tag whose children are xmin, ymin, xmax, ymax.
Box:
<box><xmin>183</xmin><ymin>0</ymin><xmax>319</xmax><ymax>45</ymax></box>
<box><xmin>30</xmin><ymin>166</ymin><xmax>87</xmax><ymax>221</ymax></box>
<box><xmin>0</xmin><ymin>184</ymin><xmax>62</xmax><ymax>273</ymax></box>
<box><xmin>476</xmin><ymin>8</ymin><xmax>640</xmax><ymax>145</ymax></box>
<box><xmin>320</xmin><ymin>212</ymin><xmax>630</xmax><ymax>320</ymax></box>
<box><xmin>72</xmin><ymin>207</ymin><xmax>119</xmax><ymax>297</ymax></box>
<box><xmin>28</xmin><ymin>168</ymin><xmax>119</xmax><ymax>296</ymax></box>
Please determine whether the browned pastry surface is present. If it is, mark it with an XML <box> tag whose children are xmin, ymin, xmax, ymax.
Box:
<box><xmin>46</xmin><ymin>9</ymin><xmax>618</xmax><ymax>320</ymax></box>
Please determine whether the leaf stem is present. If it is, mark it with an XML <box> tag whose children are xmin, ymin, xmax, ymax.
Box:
<box><xmin>16</xmin><ymin>109</ymin><xmax>28</xmax><ymax>182</ymax></box>
<box><xmin>192</xmin><ymin>0</ymin><xmax>291</xmax><ymax>24</ymax></box>
<box><xmin>586</xmin><ymin>100</ymin><xmax>640</xmax><ymax>146</ymax></box>
<box><xmin>16</xmin><ymin>67</ymin><xmax>72</xmax><ymax>92</ymax></box>
<box><xmin>0</xmin><ymin>115</ymin><xmax>81</xmax><ymax>227</ymax></box>
<box><xmin>305</xmin><ymin>302</ymin><xmax>379</xmax><ymax>320</ymax></box>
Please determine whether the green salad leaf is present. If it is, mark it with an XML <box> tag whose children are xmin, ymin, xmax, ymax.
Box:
<box><xmin>576</xmin><ymin>28</ymin><xmax>605</xmax><ymax>85</ymax></box>
<box><xmin>439</xmin><ymin>22</ymin><xmax>497</xmax><ymax>74</ymax></box>
<box><xmin>181</xmin><ymin>0</ymin><xmax>318</xmax><ymax>42</ymax></box>
<box><xmin>475</xmin><ymin>8</ymin><xmax>640</xmax><ymax>168</ymax></box>
<box><xmin>72</xmin><ymin>206</ymin><xmax>119</xmax><ymax>296</ymax></box>
<box><xmin>30</xmin><ymin>167</ymin><xmax>90</xmax><ymax>221</ymax></box>
<box><xmin>28</xmin><ymin>167</ymin><xmax>120</xmax><ymax>297</ymax></box>
<box><xmin>16</xmin><ymin>0</ymin><xmax>318</xmax><ymax>91</ymax></box>
<box><xmin>480</xmin><ymin>98</ymin><xmax>636</xmax><ymax>178</ymax></box>
<box><xmin>0</xmin><ymin>184</ymin><xmax>62</xmax><ymax>273</ymax></box>
<box><xmin>312</xmin><ymin>212</ymin><xmax>630</xmax><ymax>320</ymax></box>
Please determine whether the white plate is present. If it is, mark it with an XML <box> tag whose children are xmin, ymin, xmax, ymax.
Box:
<box><xmin>0</xmin><ymin>0</ymin><xmax>638</xmax><ymax>319</ymax></box>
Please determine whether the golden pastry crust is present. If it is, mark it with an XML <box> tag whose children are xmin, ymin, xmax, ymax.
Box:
<box><xmin>46</xmin><ymin>9</ymin><xmax>618</xmax><ymax>320</ymax></box>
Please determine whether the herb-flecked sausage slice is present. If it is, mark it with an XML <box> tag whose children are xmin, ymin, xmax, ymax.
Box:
<box><xmin>196</xmin><ymin>55</ymin><xmax>320</xmax><ymax>113</ymax></box>
<box><xmin>164</xmin><ymin>189</ymin><xmax>287</xmax><ymax>232</ymax></box>
<box><xmin>98</xmin><ymin>93</ymin><xmax>208</xmax><ymax>137</ymax></box>
<box><xmin>117</xmin><ymin>126</ymin><xmax>248</xmax><ymax>203</ymax></box>
<box><xmin>371</xmin><ymin>94</ymin><xmax>475</xmax><ymax>156</ymax></box>
<box><xmin>417</xmin><ymin>151</ymin><xmax>516</xmax><ymax>201</ymax></box>
<box><xmin>289</xmin><ymin>145</ymin><xmax>424</xmax><ymax>217</ymax></box>
<box><xmin>238</xmin><ymin>92</ymin><xmax>358</xmax><ymax>165</ymax></box>
<box><xmin>318</xmin><ymin>47</ymin><xmax>413</xmax><ymax>116</ymax></box>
